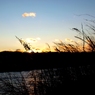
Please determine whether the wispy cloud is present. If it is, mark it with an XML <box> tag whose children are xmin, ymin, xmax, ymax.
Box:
<box><xmin>22</xmin><ymin>12</ymin><xmax>36</xmax><ymax>17</ymax></box>
<box><xmin>25</xmin><ymin>37</ymin><xmax>41</xmax><ymax>43</ymax></box>
<box><xmin>54</xmin><ymin>39</ymin><xmax>60</xmax><ymax>42</ymax></box>
<box><xmin>36</xmin><ymin>37</ymin><xmax>41</xmax><ymax>40</ymax></box>
<box><xmin>65</xmin><ymin>38</ymin><xmax>73</xmax><ymax>42</ymax></box>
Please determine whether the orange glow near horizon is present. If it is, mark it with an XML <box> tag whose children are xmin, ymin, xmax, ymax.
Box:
<box><xmin>0</xmin><ymin>37</ymin><xmax>93</xmax><ymax>53</ymax></box>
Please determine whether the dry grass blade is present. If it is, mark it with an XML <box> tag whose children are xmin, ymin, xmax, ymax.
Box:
<box><xmin>72</xmin><ymin>28</ymin><xmax>81</xmax><ymax>33</ymax></box>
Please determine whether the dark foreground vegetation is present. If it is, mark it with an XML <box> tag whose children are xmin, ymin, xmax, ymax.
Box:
<box><xmin>0</xmin><ymin>51</ymin><xmax>95</xmax><ymax>72</ymax></box>
<box><xmin>0</xmin><ymin>51</ymin><xmax>95</xmax><ymax>95</ymax></box>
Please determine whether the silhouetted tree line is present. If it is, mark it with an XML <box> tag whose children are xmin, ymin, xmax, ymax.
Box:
<box><xmin>0</xmin><ymin>51</ymin><xmax>95</xmax><ymax>72</ymax></box>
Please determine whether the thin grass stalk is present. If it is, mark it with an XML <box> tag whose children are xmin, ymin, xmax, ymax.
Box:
<box><xmin>81</xmin><ymin>23</ymin><xmax>85</xmax><ymax>51</ymax></box>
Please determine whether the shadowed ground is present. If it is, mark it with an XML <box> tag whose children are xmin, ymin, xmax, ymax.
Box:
<box><xmin>0</xmin><ymin>51</ymin><xmax>94</xmax><ymax>72</ymax></box>
<box><xmin>0</xmin><ymin>51</ymin><xmax>95</xmax><ymax>94</ymax></box>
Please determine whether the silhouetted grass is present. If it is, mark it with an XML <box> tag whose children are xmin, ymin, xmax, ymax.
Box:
<box><xmin>53</xmin><ymin>15</ymin><xmax>95</xmax><ymax>52</ymax></box>
<box><xmin>53</xmin><ymin>40</ymin><xmax>82</xmax><ymax>52</ymax></box>
<box><xmin>72</xmin><ymin>23</ymin><xmax>95</xmax><ymax>52</ymax></box>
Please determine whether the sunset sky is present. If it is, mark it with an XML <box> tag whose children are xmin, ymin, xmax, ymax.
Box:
<box><xmin>0</xmin><ymin>0</ymin><xmax>95</xmax><ymax>52</ymax></box>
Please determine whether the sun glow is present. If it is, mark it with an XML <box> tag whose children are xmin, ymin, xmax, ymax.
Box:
<box><xmin>26</xmin><ymin>49</ymin><xmax>42</xmax><ymax>53</ymax></box>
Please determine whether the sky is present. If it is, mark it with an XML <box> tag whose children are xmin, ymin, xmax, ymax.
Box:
<box><xmin>0</xmin><ymin>0</ymin><xmax>95</xmax><ymax>52</ymax></box>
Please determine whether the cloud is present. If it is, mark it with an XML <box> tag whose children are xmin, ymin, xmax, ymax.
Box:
<box><xmin>36</xmin><ymin>37</ymin><xmax>41</xmax><ymax>40</ymax></box>
<box><xmin>26</xmin><ymin>38</ymin><xmax>37</xmax><ymax>43</ymax></box>
<box><xmin>22</xmin><ymin>12</ymin><xmax>36</xmax><ymax>17</ymax></box>
<box><xmin>25</xmin><ymin>37</ymin><xmax>41</xmax><ymax>43</ymax></box>
<box><xmin>65</xmin><ymin>38</ymin><xmax>73</xmax><ymax>42</ymax></box>
<box><xmin>54</xmin><ymin>39</ymin><xmax>60</xmax><ymax>42</ymax></box>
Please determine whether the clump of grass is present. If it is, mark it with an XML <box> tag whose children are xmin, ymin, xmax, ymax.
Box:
<box><xmin>72</xmin><ymin>16</ymin><xmax>95</xmax><ymax>52</ymax></box>
<box><xmin>53</xmin><ymin>40</ymin><xmax>82</xmax><ymax>52</ymax></box>
<box><xmin>54</xmin><ymin>15</ymin><xmax>95</xmax><ymax>52</ymax></box>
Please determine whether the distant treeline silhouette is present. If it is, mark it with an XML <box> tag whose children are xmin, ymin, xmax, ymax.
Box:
<box><xmin>0</xmin><ymin>51</ymin><xmax>95</xmax><ymax>72</ymax></box>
